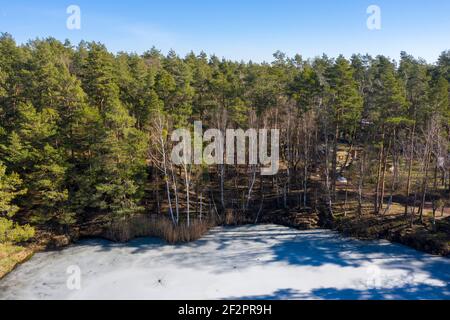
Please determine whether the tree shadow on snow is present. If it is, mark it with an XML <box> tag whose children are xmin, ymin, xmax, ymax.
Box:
<box><xmin>66</xmin><ymin>225</ymin><xmax>449</xmax><ymax>299</ymax></box>
<box><xmin>226</xmin><ymin>282</ymin><xmax>450</xmax><ymax>300</ymax></box>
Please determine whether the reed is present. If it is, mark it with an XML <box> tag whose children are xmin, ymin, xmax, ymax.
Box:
<box><xmin>104</xmin><ymin>215</ymin><xmax>215</xmax><ymax>244</ymax></box>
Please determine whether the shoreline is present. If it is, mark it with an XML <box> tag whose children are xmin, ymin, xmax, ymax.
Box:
<box><xmin>2</xmin><ymin>212</ymin><xmax>449</xmax><ymax>281</ymax></box>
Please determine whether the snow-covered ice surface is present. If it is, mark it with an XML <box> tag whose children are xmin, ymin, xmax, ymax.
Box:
<box><xmin>0</xmin><ymin>224</ymin><xmax>449</xmax><ymax>300</ymax></box>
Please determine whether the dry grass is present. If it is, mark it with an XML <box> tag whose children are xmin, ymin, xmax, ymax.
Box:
<box><xmin>104</xmin><ymin>215</ymin><xmax>215</xmax><ymax>244</ymax></box>
<box><xmin>223</xmin><ymin>209</ymin><xmax>254</xmax><ymax>225</ymax></box>
<box><xmin>330</xmin><ymin>199</ymin><xmax>450</xmax><ymax>256</ymax></box>
<box><xmin>0</xmin><ymin>243</ymin><xmax>34</xmax><ymax>279</ymax></box>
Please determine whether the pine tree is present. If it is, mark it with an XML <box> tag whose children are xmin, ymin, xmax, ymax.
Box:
<box><xmin>0</xmin><ymin>161</ymin><xmax>34</xmax><ymax>243</ymax></box>
<box><xmin>326</xmin><ymin>55</ymin><xmax>363</xmax><ymax>197</ymax></box>
<box><xmin>77</xmin><ymin>43</ymin><xmax>148</xmax><ymax>220</ymax></box>
<box><xmin>2</xmin><ymin>103</ymin><xmax>72</xmax><ymax>225</ymax></box>
<box><xmin>369</xmin><ymin>56</ymin><xmax>408</xmax><ymax>213</ymax></box>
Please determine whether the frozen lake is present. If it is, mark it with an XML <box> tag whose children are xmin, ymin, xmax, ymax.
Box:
<box><xmin>0</xmin><ymin>224</ymin><xmax>449</xmax><ymax>300</ymax></box>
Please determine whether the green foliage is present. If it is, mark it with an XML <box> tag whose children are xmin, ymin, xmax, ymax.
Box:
<box><xmin>326</xmin><ymin>55</ymin><xmax>363</xmax><ymax>131</ymax></box>
<box><xmin>0</xmin><ymin>162</ymin><xmax>24</xmax><ymax>218</ymax></box>
<box><xmin>0</xmin><ymin>161</ymin><xmax>34</xmax><ymax>243</ymax></box>
<box><xmin>385</xmin><ymin>116</ymin><xmax>415</xmax><ymax>126</ymax></box>
<box><xmin>73</xmin><ymin>43</ymin><xmax>148</xmax><ymax>220</ymax></box>
<box><xmin>289</xmin><ymin>63</ymin><xmax>321</xmax><ymax>112</ymax></box>
<box><xmin>1</xmin><ymin>103</ymin><xmax>71</xmax><ymax>225</ymax></box>
<box><xmin>0</xmin><ymin>34</ymin><xmax>448</xmax><ymax>240</ymax></box>
<box><xmin>430</xmin><ymin>76</ymin><xmax>449</xmax><ymax>123</ymax></box>
<box><xmin>367</xmin><ymin>56</ymin><xmax>408</xmax><ymax>124</ymax></box>
<box><xmin>0</xmin><ymin>218</ymin><xmax>35</xmax><ymax>244</ymax></box>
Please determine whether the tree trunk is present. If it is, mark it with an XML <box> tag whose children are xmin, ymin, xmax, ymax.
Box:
<box><xmin>375</xmin><ymin>127</ymin><xmax>385</xmax><ymax>214</ymax></box>
<box><xmin>379</xmin><ymin>136</ymin><xmax>392</xmax><ymax>212</ymax></box>
<box><xmin>357</xmin><ymin>149</ymin><xmax>365</xmax><ymax>218</ymax></box>
<box><xmin>183</xmin><ymin>165</ymin><xmax>190</xmax><ymax>228</ymax></box>
<box><xmin>405</xmin><ymin>124</ymin><xmax>416</xmax><ymax>216</ymax></box>
<box><xmin>331</xmin><ymin>122</ymin><xmax>339</xmax><ymax>200</ymax></box>
<box><xmin>418</xmin><ymin>151</ymin><xmax>431</xmax><ymax>224</ymax></box>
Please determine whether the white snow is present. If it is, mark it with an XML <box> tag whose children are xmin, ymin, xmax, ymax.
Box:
<box><xmin>0</xmin><ymin>224</ymin><xmax>449</xmax><ymax>300</ymax></box>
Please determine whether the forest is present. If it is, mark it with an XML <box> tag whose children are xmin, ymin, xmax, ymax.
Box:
<box><xmin>0</xmin><ymin>33</ymin><xmax>449</xmax><ymax>251</ymax></box>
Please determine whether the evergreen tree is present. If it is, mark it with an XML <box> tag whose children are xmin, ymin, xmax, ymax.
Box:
<box><xmin>2</xmin><ymin>103</ymin><xmax>72</xmax><ymax>225</ymax></box>
<box><xmin>78</xmin><ymin>43</ymin><xmax>148</xmax><ymax>220</ymax></box>
<box><xmin>0</xmin><ymin>161</ymin><xmax>34</xmax><ymax>243</ymax></box>
<box><xmin>326</xmin><ymin>55</ymin><xmax>363</xmax><ymax>196</ymax></box>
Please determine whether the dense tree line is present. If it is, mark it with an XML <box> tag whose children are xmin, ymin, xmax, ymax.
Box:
<box><xmin>0</xmin><ymin>33</ymin><xmax>448</xmax><ymax>242</ymax></box>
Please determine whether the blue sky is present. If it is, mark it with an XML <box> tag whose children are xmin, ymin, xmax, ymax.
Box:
<box><xmin>0</xmin><ymin>0</ymin><xmax>449</xmax><ymax>63</ymax></box>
